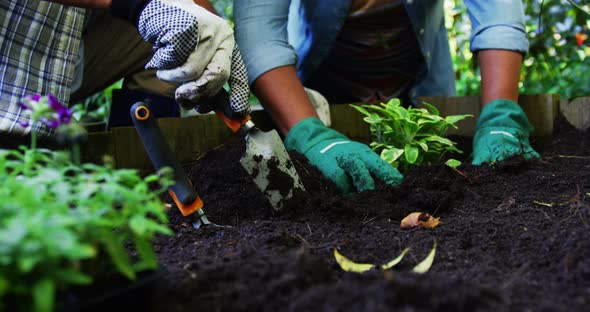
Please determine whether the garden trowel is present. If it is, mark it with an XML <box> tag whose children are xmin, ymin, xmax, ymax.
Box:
<box><xmin>130</xmin><ymin>102</ymin><xmax>211</xmax><ymax>229</ymax></box>
<box><xmin>209</xmin><ymin>89</ymin><xmax>305</xmax><ymax>211</ymax></box>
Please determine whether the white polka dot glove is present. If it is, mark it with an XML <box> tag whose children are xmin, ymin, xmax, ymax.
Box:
<box><xmin>112</xmin><ymin>0</ymin><xmax>251</xmax><ymax>117</ymax></box>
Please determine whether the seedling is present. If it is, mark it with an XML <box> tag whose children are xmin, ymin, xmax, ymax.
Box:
<box><xmin>444</xmin><ymin>158</ymin><xmax>473</xmax><ymax>183</ymax></box>
<box><xmin>445</xmin><ymin>159</ymin><xmax>462</xmax><ymax>168</ymax></box>
<box><xmin>351</xmin><ymin>99</ymin><xmax>471</xmax><ymax>172</ymax></box>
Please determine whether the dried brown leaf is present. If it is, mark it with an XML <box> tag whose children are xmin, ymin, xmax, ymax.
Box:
<box><xmin>400</xmin><ymin>212</ymin><xmax>441</xmax><ymax>229</ymax></box>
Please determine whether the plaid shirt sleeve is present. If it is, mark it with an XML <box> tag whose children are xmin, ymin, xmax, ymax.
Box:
<box><xmin>0</xmin><ymin>1</ymin><xmax>86</xmax><ymax>136</ymax></box>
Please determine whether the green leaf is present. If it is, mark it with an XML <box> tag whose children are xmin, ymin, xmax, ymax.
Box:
<box><xmin>445</xmin><ymin>159</ymin><xmax>462</xmax><ymax>168</ymax></box>
<box><xmin>384</xmin><ymin>98</ymin><xmax>401</xmax><ymax>111</ymax></box>
<box><xmin>143</xmin><ymin>218</ymin><xmax>173</xmax><ymax>235</ymax></box>
<box><xmin>417</xmin><ymin>141</ymin><xmax>429</xmax><ymax>152</ymax></box>
<box><xmin>0</xmin><ymin>277</ymin><xmax>9</xmax><ymax>295</ymax></box>
<box><xmin>381</xmin><ymin>148</ymin><xmax>404</xmax><ymax>164</ymax></box>
<box><xmin>102</xmin><ymin>231</ymin><xmax>136</xmax><ymax>280</ymax></box>
<box><xmin>402</xmin><ymin>120</ymin><xmax>420</xmax><ymax>137</ymax></box>
<box><xmin>350</xmin><ymin>104</ymin><xmax>371</xmax><ymax>117</ymax></box>
<box><xmin>381</xmin><ymin>248</ymin><xmax>410</xmax><ymax>270</ymax></box>
<box><xmin>129</xmin><ymin>215</ymin><xmax>147</xmax><ymax>236</ymax></box>
<box><xmin>33</xmin><ymin>279</ymin><xmax>55</xmax><ymax>312</ymax></box>
<box><xmin>363</xmin><ymin>113</ymin><xmax>382</xmax><ymax>125</ymax></box>
<box><xmin>404</xmin><ymin>145</ymin><xmax>419</xmax><ymax>164</ymax></box>
<box><xmin>423</xmin><ymin>135</ymin><xmax>455</xmax><ymax>146</ymax></box>
<box><xmin>444</xmin><ymin>114</ymin><xmax>472</xmax><ymax>125</ymax></box>
<box><xmin>144</xmin><ymin>174</ymin><xmax>160</xmax><ymax>183</ymax></box>
<box><xmin>134</xmin><ymin>237</ymin><xmax>158</xmax><ymax>270</ymax></box>
<box><xmin>18</xmin><ymin>255</ymin><xmax>39</xmax><ymax>273</ymax></box>
<box><xmin>421</xmin><ymin>102</ymin><xmax>440</xmax><ymax>116</ymax></box>
<box><xmin>412</xmin><ymin>240</ymin><xmax>437</xmax><ymax>274</ymax></box>
<box><xmin>55</xmin><ymin>269</ymin><xmax>93</xmax><ymax>285</ymax></box>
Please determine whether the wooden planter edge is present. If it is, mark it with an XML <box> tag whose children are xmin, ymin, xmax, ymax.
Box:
<box><xmin>83</xmin><ymin>93</ymin><xmax>582</xmax><ymax>171</ymax></box>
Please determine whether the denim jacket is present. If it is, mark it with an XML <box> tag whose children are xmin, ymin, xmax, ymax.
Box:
<box><xmin>234</xmin><ymin>0</ymin><xmax>528</xmax><ymax>100</ymax></box>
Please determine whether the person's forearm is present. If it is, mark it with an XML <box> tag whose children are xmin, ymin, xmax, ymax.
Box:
<box><xmin>479</xmin><ymin>49</ymin><xmax>522</xmax><ymax>106</ymax></box>
<box><xmin>252</xmin><ymin>66</ymin><xmax>318</xmax><ymax>135</ymax></box>
<box><xmin>46</xmin><ymin>0</ymin><xmax>216</xmax><ymax>12</ymax></box>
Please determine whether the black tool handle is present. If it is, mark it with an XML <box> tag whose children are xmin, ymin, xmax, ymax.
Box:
<box><xmin>130</xmin><ymin>102</ymin><xmax>199</xmax><ymax>208</ymax></box>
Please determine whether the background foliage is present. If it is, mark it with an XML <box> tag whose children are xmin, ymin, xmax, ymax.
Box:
<box><xmin>81</xmin><ymin>1</ymin><xmax>589</xmax><ymax>122</ymax></box>
<box><xmin>212</xmin><ymin>0</ymin><xmax>590</xmax><ymax>100</ymax></box>
<box><xmin>445</xmin><ymin>0</ymin><xmax>590</xmax><ymax>99</ymax></box>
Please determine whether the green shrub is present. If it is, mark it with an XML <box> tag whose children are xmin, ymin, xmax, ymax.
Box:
<box><xmin>0</xmin><ymin>148</ymin><xmax>173</xmax><ymax>312</ymax></box>
<box><xmin>351</xmin><ymin>99</ymin><xmax>471</xmax><ymax>172</ymax></box>
<box><xmin>0</xmin><ymin>95</ymin><xmax>173</xmax><ymax>312</ymax></box>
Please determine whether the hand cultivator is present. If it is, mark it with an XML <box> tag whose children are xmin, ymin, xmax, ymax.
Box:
<box><xmin>131</xmin><ymin>102</ymin><xmax>212</xmax><ymax>229</ymax></box>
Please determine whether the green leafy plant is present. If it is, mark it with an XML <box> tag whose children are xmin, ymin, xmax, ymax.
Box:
<box><xmin>0</xmin><ymin>95</ymin><xmax>173</xmax><ymax>312</ymax></box>
<box><xmin>351</xmin><ymin>99</ymin><xmax>471</xmax><ymax>172</ymax></box>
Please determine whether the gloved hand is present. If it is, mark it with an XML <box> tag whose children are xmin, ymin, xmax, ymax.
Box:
<box><xmin>284</xmin><ymin>117</ymin><xmax>403</xmax><ymax>194</ymax></box>
<box><xmin>111</xmin><ymin>0</ymin><xmax>251</xmax><ymax>117</ymax></box>
<box><xmin>472</xmin><ymin>99</ymin><xmax>540</xmax><ymax>165</ymax></box>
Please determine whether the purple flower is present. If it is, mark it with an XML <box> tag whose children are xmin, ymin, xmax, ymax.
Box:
<box><xmin>47</xmin><ymin>94</ymin><xmax>72</xmax><ymax>126</ymax></box>
<box><xmin>40</xmin><ymin>117</ymin><xmax>60</xmax><ymax>129</ymax></box>
<box><xmin>25</xmin><ymin>94</ymin><xmax>42</xmax><ymax>102</ymax></box>
<box><xmin>19</xmin><ymin>93</ymin><xmax>73</xmax><ymax>129</ymax></box>
<box><xmin>17</xmin><ymin>120</ymin><xmax>30</xmax><ymax>128</ymax></box>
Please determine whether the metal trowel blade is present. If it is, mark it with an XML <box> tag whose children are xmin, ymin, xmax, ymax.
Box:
<box><xmin>239</xmin><ymin>128</ymin><xmax>305</xmax><ymax>211</ymax></box>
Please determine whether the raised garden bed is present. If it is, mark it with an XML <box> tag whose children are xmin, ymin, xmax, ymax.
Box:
<box><xmin>77</xmin><ymin>113</ymin><xmax>589</xmax><ymax>312</ymax></box>
<box><xmin>80</xmin><ymin>94</ymin><xmax>560</xmax><ymax>171</ymax></box>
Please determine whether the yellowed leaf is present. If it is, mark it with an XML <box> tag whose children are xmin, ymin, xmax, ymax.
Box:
<box><xmin>401</xmin><ymin>212</ymin><xmax>441</xmax><ymax>229</ymax></box>
<box><xmin>381</xmin><ymin>247</ymin><xmax>410</xmax><ymax>270</ymax></box>
<box><xmin>412</xmin><ymin>240</ymin><xmax>437</xmax><ymax>274</ymax></box>
<box><xmin>533</xmin><ymin>200</ymin><xmax>553</xmax><ymax>207</ymax></box>
<box><xmin>333</xmin><ymin>249</ymin><xmax>374</xmax><ymax>273</ymax></box>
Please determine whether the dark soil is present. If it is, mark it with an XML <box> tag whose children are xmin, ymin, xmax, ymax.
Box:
<box><xmin>85</xmin><ymin>116</ymin><xmax>590</xmax><ymax>311</ymax></box>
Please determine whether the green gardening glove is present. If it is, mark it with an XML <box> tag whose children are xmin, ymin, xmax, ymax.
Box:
<box><xmin>472</xmin><ymin>99</ymin><xmax>541</xmax><ymax>165</ymax></box>
<box><xmin>284</xmin><ymin>117</ymin><xmax>403</xmax><ymax>194</ymax></box>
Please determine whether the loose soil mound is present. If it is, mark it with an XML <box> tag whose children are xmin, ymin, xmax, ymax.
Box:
<box><xmin>85</xmin><ymin>116</ymin><xmax>590</xmax><ymax>312</ymax></box>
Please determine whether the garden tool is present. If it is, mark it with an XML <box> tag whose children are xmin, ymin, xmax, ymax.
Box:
<box><xmin>130</xmin><ymin>102</ymin><xmax>211</xmax><ymax>229</ymax></box>
<box><xmin>208</xmin><ymin>89</ymin><xmax>305</xmax><ymax>211</ymax></box>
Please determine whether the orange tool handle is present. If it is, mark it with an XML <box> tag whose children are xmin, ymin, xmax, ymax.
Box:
<box><xmin>215</xmin><ymin>111</ymin><xmax>251</xmax><ymax>133</ymax></box>
<box><xmin>169</xmin><ymin>188</ymin><xmax>204</xmax><ymax>217</ymax></box>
